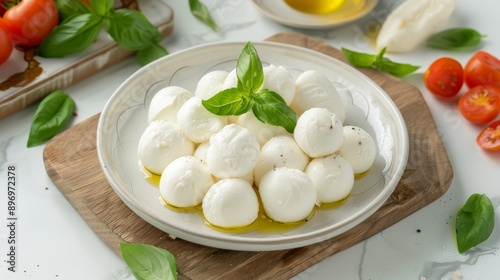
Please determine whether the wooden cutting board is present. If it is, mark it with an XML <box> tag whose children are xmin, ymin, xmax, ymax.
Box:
<box><xmin>43</xmin><ymin>32</ymin><xmax>454</xmax><ymax>280</ymax></box>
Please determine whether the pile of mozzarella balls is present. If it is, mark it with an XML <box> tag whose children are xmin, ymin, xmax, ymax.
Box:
<box><xmin>138</xmin><ymin>65</ymin><xmax>377</xmax><ymax>229</ymax></box>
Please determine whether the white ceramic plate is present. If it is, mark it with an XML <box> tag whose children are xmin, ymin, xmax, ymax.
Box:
<box><xmin>250</xmin><ymin>0</ymin><xmax>378</xmax><ymax>29</ymax></box>
<box><xmin>97</xmin><ymin>41</ymin><xmax>408</xmax><ymax>251</ymax></box>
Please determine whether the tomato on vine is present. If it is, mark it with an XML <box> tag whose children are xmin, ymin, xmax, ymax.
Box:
<box><xmin>0</xmin><ymin>19</ymin><xmax>13</xmax><ymax>65</ymax></box>
<box><xmin>458</xmin><ymin>85</ymin><xmax>500</xmax><ymax>124</ymax></box>
<box><xmin>2</xmin><ymin>0</ymin><xmax>59</xmax><ymax>47</ymax></box>
<box><xmin>424</xmin><ymin>57</ymin><xmax>464</xmax><ymax>97</ymax></box>
<box><xmin>477</xmin><ymin>120</ymin><xmax>500</xmax><ymax>151</ymax></box>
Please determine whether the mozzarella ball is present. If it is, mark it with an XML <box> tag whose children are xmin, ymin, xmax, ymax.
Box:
<box><xmin>261</xmin><ymin>64</ymin><xmax>295</xmax><ymax>105</ymax></box>
<box><xmin>195</xmin><ymin>70</ymin><xmax>229</xmax><ymax>100</ymax></box>
<box><xmin>306</xmin><ymin>155</ymin><xmax>354</xmax><ymax>204</ymax></box>
<box><xmin>148</xmin><ymin>86</ymin><xmax>193</xmax><ymax>123</ymax></box>
<box><xmin>177</xmin><ymin>96</ymin><xmax>227</xmax><ymax>143</ymax></box>
<box><xmin>294</xmin><ymin>108</ymin><xmax>343</xmax><ymax>158</ymax></box>
<box><xmin>236</xmin><ymin>111</ymin><xmax>289</xmax><ymax>147</ymax></box>
<box><xmin>291</xmin><ymin>70</ymin><xmax>346</xmax><ymax>122</ymax></box>
<box><xmin>194</xmin><ymin>141</ymin><xmax>254</xmax><ymax>185</ymax></box>
<box><xmin>138</xmin><ymin>120</ymin><xmax>195</xmax><ymax>175</ymax></box>
<box><xmin>338</xmin><ymin>126</ymin><xmax>377</xmax><ymax>174</ymax></box>
<box><xmin>222</xmin><ymin>68</ymin><xmax>238</xmax><ymax>89</ymax></box>
<box><xmin>207</xmin><ymin>124</ymin><xmax>260</xmax><ymax>178</ymax></box>
<box><xmin>159</xmin><ymin>156</ymin><xmax>215</xmax><ymax>208</ymax></box>
<box><xmin>254</xmin><ymin>135</ymin><xmax>310</xmax><ymax>187</ymax></box>
<box><xmin>202</xmin><ymin>178</ymin><xmax>259</xmax><ymax>228</ymax></box>
<box><xmin>193</xmin><ymin>141</ymin><xmax>210</xmax><ymax>165</ymax></box>
<box><xmin>259</xmin><ymin>167</ymin><xmax>317</xmax><ymax>223</ymax></box>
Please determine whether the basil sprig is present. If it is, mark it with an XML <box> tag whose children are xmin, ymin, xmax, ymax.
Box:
<box><xmin>189</xmin><ymin>0</ymin><xmax>220</xmax><ymax>32</ymax></box>
<box><xmin>427</xmin><ymin>28</ymin><xmax>485</xmax><ymax>51</ymax></box>
<box><xmin>120</xmin><ymin>243</ymin><xmax>177</xmax><ymax>280</ymax></box>
<box><xmin>342</xmin><ymin>47</ymin><xmax>419</xmax><ymax>77</ymax></box>
<box><xmin>38</xmin><ymin>0</ymin><xmax>167</xmax><ymax>66</ymax></box>
<box><xmin>27</xmin><ymin>90</ymin><xmax>75</xmax><ymax>147</ymax></box>
<box><xmin>202</xmin><ymin>42</ymin><xmax>297</xmax><ymax>133</ymax></box>
<box><xmin>455</xmin><ymin>193</ymin><xmax>495</xmax><ymax>254</ymax></box>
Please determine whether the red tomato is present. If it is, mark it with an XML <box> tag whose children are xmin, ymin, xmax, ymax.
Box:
<box><xmin>0</xmin><ymin>5</ymin><xmax>6</xmax><ymax>17</ymax></box>
<box><xmin>477</xmin><ymin>120</ymin><xmax>500</xmax><ymax>151</ymax></box>
<box><xmin>458</xmin><ymin>85</ymin><xmax>500</xmax><ymax>124</ymax></box>
<box><xmin>2</xmin><ymin>0</ymin><xmax>59</xmax><ymax>47</ymax></box>
<box><xmin>424</xmin><ymin>57</ymin><xmax>464</xmax><ymax>98</ymax></box>
<box><xmin>0</xmin><ymin>19</ymin><xmax>13</xmax><ymax>65</ymax></box>
<box><xmin>464</xmin><ymin>51</ymin><xmax>500</xmax><ymax>89</ymax></box>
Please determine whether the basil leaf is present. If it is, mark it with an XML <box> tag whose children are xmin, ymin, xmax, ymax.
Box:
<box><xmin>252</xmin><ymin>89</ymin><xmax>297</xmax><ymax>133</ymax></box>
<box><xmin>38</xmin><ymin>14</ymin><xmax>103</xmax><ymax>58</ymax></box>
<box><xmin>237</xmin><ymin>42</ymin><xmax>264</xmax><ymax>95</ymax></box>
<box><xmin>342</xmin><ymin>47</ymin><xmax>419</xmax><ymax>77</ymax></box>
<box><xmin>456</xmin><ymin>193</ymin><xmax>495</xmax><ymax>254</ymax></box>
<box><xmin>427</xmin><ymin>28</ymin><xmax>485</xmax><ymax>51</ymax></box>
<box><xmin>90</xmin><ymin>0</ymin><xmax>114</xmax><ymax>16</ymax></box>
<box><xmin>189</xmin><ymin>0</ymin><xmax>220</xmax><ymax>32</ymax></box>
<box><xmin>202</xmin><ymin>88</ymin><xmax>253</xmax><ymax>116</ymax></box>
<box><xmin>341</xmin><ymin>48</ymin><xmax>376</xmax><ymax>67</ymax></box>
<box><xmin>375</xmin><ymin>57</ymin><xmax>420</xmax><ymax>77</ymax></box>
<box><xmin>54</xmin><ymin>0</ymin><xmax>92</xmax><ymax>20</ymax></box>
<box><xmin>120</xmin><ymin>243</ymin><xmax>177</xmax><ymax>280</ymax></box>
<box><xmin>27</xmin><ymin>90</ymin><xmax>75</xmax><ymax>147</ymax></box>
<box><xmin>104</xmin><ymin>9</ymin><xmax>162</xmax><ymax>51</ymax></box>
<box><xmin>137</xmin><ymin>43</ymin><xmax>169</xmax><ymax>66</ymax></box>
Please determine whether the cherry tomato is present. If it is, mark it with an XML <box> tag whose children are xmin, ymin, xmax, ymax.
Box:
<box><xmin>477</xmin><ymin>120</ymin><xmax>500</xmax><ymax>151</ymax></box>
<box><xmin>458</xmin><ymin>85</ymin><xmax>500</xmax><ymax>124</ymax></box>
<box><xmin>2</xmin><ymin>0</ymin><xmax>59</xmax><ymax>47</ymax></box>
<box><xmin>0</xmin><ymin>19</ymin><xmax>13</xmax><ymax>65</ymax></box>
<box><xmin>464</xmin><ymin>51</ymin><xmax>500</xmax><ymax>89</ymax></box>
<box><xmin>424</xmin><ymin>57</ymin><xmax>464</xmax><ymax>98</ymax></box>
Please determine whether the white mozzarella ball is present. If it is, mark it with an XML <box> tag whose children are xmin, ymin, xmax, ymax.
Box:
<box><xmin>138</xmin><ymin>120</ymin><xmax>195</xmax><ymax>175</ymax></box>
<box><xmin>160</xmin><ymin>156</ymin><xmax>215</xmax><ymax>208</ymax></box>
<box><xmin>305</xmin><ymin>155</ymin><xmax>354</xmax><ymax>204</ymax></box>
<box><xmin>339</xmin><ymin>126</ymin><xmax>377</xmax><ymax>174</ymax></box>
<box><xmin>148</xmin><ymin>86</ymin><xmax>193</xmax><ymax>123</ymax></box>
<box><xmin>222</xmin><ymin>68</ymin><xmax>238</xmax><ymax>89</ymax></box>
<box><xmin>291</xmin><ymin>70</ymin><xmax>346</xmax><ymax>122</ymax></box>
<box><xmin>259</xmin><ymin>167</ymin><xmax>317</xmax><ymax>223</ymax></box>
<box><xmin>193</xmin><ymin>141</ymin><xmax>210</xmax><ymax>165</ymax></box>
<box><xmin>202</xmin><ymin>178</ymin><xmax>259</xmax><ymax>228</ymax></box>
<box><xmin>207</xmin><ymin>124</ymin><xmax>260</xmax><ymax>178</ymax></box>
<box><xmin>177</xmin><ymin>96</ymin><xmax>227</xmax><ymax>143</ymax></box>
<box><xmin>236</xmin><ymin>111</ymin><xmax>289</xmax><ymax>147</ymax></box>
<box><xmin>261</xmin><ymin>64</ymin><xmax>295</xmax><ymax>105</ymax></box>
<box><xmin>195</xmin><ymin>70</ymin><xmax>229</xmax><ymax>100</ymax></box>
<box><xmin>294</xmin><ymin>107</ymin><xmax>343</xmax><ymax>158</ymax></box>
<box><xmin>254</xmin><ymin>135</ymin><xmax>310</xmax><ymax>187</ymax></box>
<box><xmin>195</xmin><ymin>141</ymin><xmax>255</xmax><ymax>185</ymax></box>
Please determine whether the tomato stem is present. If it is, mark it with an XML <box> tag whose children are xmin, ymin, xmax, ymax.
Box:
<box><xmin>1</xmin><ymin>0</ymin><xmax>20</xmax><ymax>9</ymax></box>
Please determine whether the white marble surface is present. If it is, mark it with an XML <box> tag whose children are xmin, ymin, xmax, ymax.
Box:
<box><xmin>1</xmin><ymin>0</ymin><xmax>499</xmax><ymax>279</ymax></box>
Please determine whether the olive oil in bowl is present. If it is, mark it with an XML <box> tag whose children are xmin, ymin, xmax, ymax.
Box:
<box><xmin>284</xmin><ymin>0</ymin><xmax>345</xmax><ymax>14</ymax></box>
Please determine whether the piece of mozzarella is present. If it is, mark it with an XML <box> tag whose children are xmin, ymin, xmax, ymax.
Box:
<box><xmin>138</xmin><ymin>120</ymin><xmax>195</xmax><ymax>175</ymax></box>
<box><xmin>259</xmin><ymin>167</ymin><xmax>317</xmax><ymax>223</ymax></box>
<box><xmin>202</xmin><ymin>178</ymin><xmax>259</xmax><ymax>228</ymax></box>
<box><xmin>338</xmin><ymin>125</ymin><xmax>377</xmax><ymax>174</ymax></box>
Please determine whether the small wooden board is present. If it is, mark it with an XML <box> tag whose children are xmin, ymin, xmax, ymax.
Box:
<box><xmin>43</xmin><ymin>32</ymin><xmax>454</xmax><ymax>280</ymax></box>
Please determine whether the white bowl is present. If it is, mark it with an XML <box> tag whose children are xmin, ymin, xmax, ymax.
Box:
<box><xmin>97</xmin><ymin>41</ymin><xmax>409</xmax><ymax>251</ymax></box>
